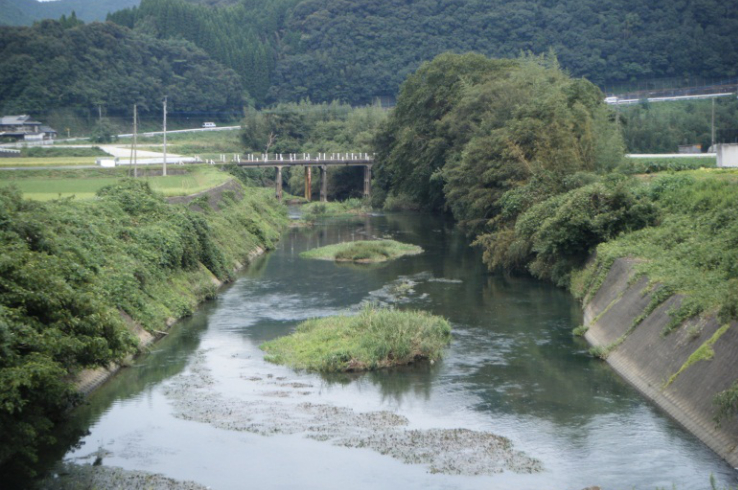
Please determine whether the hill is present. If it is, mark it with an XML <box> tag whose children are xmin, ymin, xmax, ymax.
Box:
<box><xmin>106</xmin><ymin>0</ymin><xmax>738</xmax><ymax>106</ymax></box>
<box><xmin>0</xmin><ymin>0</ymin><xmax>34</xmax><ymax>26</ymax></box>
<box><xmin>0</xmin><ymin>20</ymin><xmax>244</xmax><ymax>116</ymax></box>
<box><xmin>272</xmin><ymin>0</ymin><xmax>738</xmax><ymax>104</ymax></box>
<box><xmin>0</xmin><ymin>0</ymin><xmax>140</xmax><ymax>25</ymax></box>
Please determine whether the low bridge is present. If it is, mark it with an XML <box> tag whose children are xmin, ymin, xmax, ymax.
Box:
<box><xmin>230</xmin><ymin>152</ymin><xmax>374</xmax><ymax>202</ymax></box>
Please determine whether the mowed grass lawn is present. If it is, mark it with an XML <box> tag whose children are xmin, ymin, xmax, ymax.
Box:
<box><xmin>0</xmin><ymin>166</ymin><xmax>232</xmax><ymax>201</ymax></box>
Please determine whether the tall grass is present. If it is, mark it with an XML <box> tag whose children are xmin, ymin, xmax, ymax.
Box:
<box><xmin>301</xmin><ymin>239</ymin><xmax>422</xmax><ymax>263</ymax></box>
<box><xmin>577</xmin><ymin>173</ymin><xmax>738</xmax><ymax>332</ymax></box>
<box><xmin>261</xmin><ymin>305</ymin><xmax>451</xmax><ymax>372</ymax></box>
<box><xmin>301</xmin><ymin>198</ymin><xmax>370</xmax><ymax>220</ymax></box>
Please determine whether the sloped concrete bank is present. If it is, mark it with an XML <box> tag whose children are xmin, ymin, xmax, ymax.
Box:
<box><xmin>583</xmin><ymin>258</ymin><xmax>738</xmax><ymax>467</ymax></box>
<box><xmin>74</xmin><ymin>244</ymin><xmax>267</xmax><ymax>396</ymax></box>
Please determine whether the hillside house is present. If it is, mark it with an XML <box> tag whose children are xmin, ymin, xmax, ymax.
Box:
<box><xmin>0</xmin><ymin>115</ymin><xmax>57</xmax><ymax>141</ymax></box>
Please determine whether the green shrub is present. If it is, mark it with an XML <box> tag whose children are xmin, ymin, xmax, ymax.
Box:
<box><xmin>618</xmin><ymin>157</ymin><xmax>716</xmax><ymax>175</ymax></box>
<box><xmin>301</xmin><ymin>240</ymin><xmax>422</xmax><ymax>263</ymax></box>
<box><xmin>714</xmin><ymin>380</ymin><xmax>738</xmax><ymax>427</ymax></box>
<box><xmin>261</xmin><ymin>305</ymin><xmax>451</xmax><ymax>372</ymax></box>
<box><xmin>0</xmin><ymin>179</ymin><xmax>287</xmax><ymax>476</ymax></box>
<box><xmin>301</xmin><ymin>198</ymin><xmax>370</xmax><ymax>220</ymax></box>
<box><xmin>578</xmin><ymin>171</ymin><xmax>738</xmax><ymax>340</ymax></box>
<box><xmin>479</xmin><ymin>176</ymin><xmax>657</xmax><ymax>286</ymax></box>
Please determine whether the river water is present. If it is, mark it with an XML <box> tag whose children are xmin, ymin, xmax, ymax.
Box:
<box><xmin>35</xmin><ymin>212</ymin><xmax>737</xmax><ymax>489</ymax></box>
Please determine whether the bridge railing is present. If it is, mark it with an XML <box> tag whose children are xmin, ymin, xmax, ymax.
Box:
<box><xmin>233</xmin><ymin>152</ymin><xmax>375</xmax><ymax>164</ymax></box>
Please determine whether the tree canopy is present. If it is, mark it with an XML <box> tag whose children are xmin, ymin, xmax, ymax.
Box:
<box><xmin>373</xmin><ymin>52</ymin><xmax>633</xmax><ymax>282</ymax></box>
<box><xmin>0</xmin><ymin>19</ymin><xmax>244</xmax><ymax>115</ymax></box>
<box><xmin>99</xmin><ymin>0</ymin><xmax>738</xmax><ymax>106</ymax></box>
<box><xmin>0</xmin><ymin>0</ymin><xmax>140</xmax><ymax>26</ymax></box>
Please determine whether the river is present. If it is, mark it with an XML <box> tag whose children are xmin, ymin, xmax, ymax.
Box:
<box><xmin>33</xmin><ymin>212</ymin><xmax>737</xmax><ymax>489</ymax></box>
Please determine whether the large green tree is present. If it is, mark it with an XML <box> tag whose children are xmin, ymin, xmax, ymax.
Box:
<box><xmin>374</xmin><ymin>52</ymin><xmax>629</xmax><ymax>279</ymax></box>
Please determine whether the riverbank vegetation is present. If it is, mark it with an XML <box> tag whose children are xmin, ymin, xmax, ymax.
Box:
<box><xmin>300</xmin><ymin>199</ymin><xmax>370</xmax><ymax>220</ymax></box>
<box><xmin>373</xmin><ymin>51</ymin><xmax>738</xmax><ymax>421</ymax></box>
<box><xmin>372</xmin><ymin>53</ymin><xmax>738</xmax><ymax>320</ymax></box>
<box><xmin>300</xmin><ymin>240</ymin><xmax>422</xmax><ymax>263</ymax></box>
<box><xmin>572</xmin><ymin>170</ymin><xmax>738</xmax><ymax>334</ymax></box>
<box><xmin>260</xmin><ymin>305</ymin><xmax>451</xmax><ymax>372</ymax></box>
<box><xmin>0</xmin><ymin>178</ymin><xmax>286</xmax><ymax>477</ymax></box>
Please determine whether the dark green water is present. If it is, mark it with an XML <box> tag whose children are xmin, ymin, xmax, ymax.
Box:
<box><xmin>33</xmin><ymin>212</ymin><xmax>737</xmax><ymax>489</ymax></box>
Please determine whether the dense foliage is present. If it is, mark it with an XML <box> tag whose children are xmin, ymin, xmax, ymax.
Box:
<box><xmin>4</xmin><ymin>0</ymin><xmax>738</xmax><ymax>115</ymax></box>
<box><xmin>620</xmin><ymin>97</ymin><xmax>738</xmax><ymax>153</ymax></box>
<box><xmin>374</xmin><ymin>53</ymin><xmax>622</xmax><ymax>211</ymax></box>
<box><xmin>108</xmin><ymin>0</ymin><xmax>299</xmax><ymax>104</ymax></box>
<box><xmin>0</xmin><ymin>0</ymin><xmax>140</xmax><ymax>26</ymax></box>
<box><xmin>0</xmin><ymin>179</ymin><xmax>286</xmax><ymax>477</ymax></box>
<box><xmin>374</xmin><ymin>52</ymin><xmax>657</xmax><ymax>287</ymax></box>
<box><xmin>261</xmin><ymin>305</ymin><xmax>451</xmax><ymax>372</ymax></box>
<box><xmin>274</xmin><ymin>0</ymin><xmax>738</xmax><ymax>104</ymax></box>
<box><xmin>573</xmin><ymin>172</ymin><xmax>738</xmax><ymax>333</ymax></box>
<box><xmin>102</xmin><ymin>0</ymin><xmax>738</xmax><ymax>106</ymax></box>
<box><xmin>0</xmin><ymin>19</ymin><xmax>243</xmax><ymax>115</ymax></box>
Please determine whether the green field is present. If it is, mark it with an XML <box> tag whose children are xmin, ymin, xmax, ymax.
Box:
<box><xmin>137</xmin><ymin>128</ymin><xmax>243</xmax><ymax>154</ymax></box>
<box><xmin>0</xmin><ymin>156</ymin><xmax>100</xmax><ymax>168</ymax></box>
<box><xmin>0</xmin><ymin>165</ymin><xmax>232</xmax><ymax>200</ymax></box>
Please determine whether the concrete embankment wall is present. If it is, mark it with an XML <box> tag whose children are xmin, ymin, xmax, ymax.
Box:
<box><xmin>583</xmin><ymin>258</ymin><xmax>738</xmax><ymax>466</ymax></box>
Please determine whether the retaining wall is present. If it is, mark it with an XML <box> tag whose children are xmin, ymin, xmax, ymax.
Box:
<box><xmin>584</xmin><ymin>258</ymin><xmax>738</xmax><ymax>466</ymax></box>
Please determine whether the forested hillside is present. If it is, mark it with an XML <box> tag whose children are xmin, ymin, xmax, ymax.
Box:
<box><xmin>0</xmin><ymin>0</ymin><xmax>139</xmax><ymax>25</ymax></box>
<box><xmin>0</xmin><ymin>19</ymin><xmax>244</xmax><ymax>115</ymax></box>
<box><xmin>108</xmin><ymin>0</ymin><xmax>299</xmax><ymax>105</ymax></box>
<box><xmin>274</xmin><ymin>0</ymin><xmax>738</xmax><ymax>104</ymax></box>
<box><xmin>0</xmin><ymin>0</ymin><xmax>33</xmax><ymax>26</ymax></box>
<box><xmin>3</xmin><ymin>0</ymin><xmax>737</xmax><ymax>110</ymax></box>
<box><xmin>106</xmin><ymin>0</ymin><xmax>738</xmax><ymax>105</ymax></box>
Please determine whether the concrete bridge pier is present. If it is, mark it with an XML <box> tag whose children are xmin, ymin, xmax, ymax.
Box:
<box><xmin>305</xmin><ymin>167</ymin><xmax>312</xmax><ymax>201</ymax></box>
<box><xmin>363</xmin><ymin>165</ymin><xmax>372</xmax><ymax>198</ymax></box>
<box><xmin>275</xmin><ymin>166</ymin><xmax>283</xmax><ymax>202</ymax></box>
<box><xmin>320</xmin><ymin>165</ymin><xmax>327</xmax><ymax>203</ymax></box>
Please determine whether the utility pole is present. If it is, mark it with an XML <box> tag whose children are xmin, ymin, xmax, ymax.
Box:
<box><xmin>163</xmin><ymin>96</ymin><xmax>168</xmax><ymax>177</ymax></box>
<box><xmin>712</xmin><ymin>97</ymin><xmax>715</xmax><ymax>151</ymax></box>
<box><xmin>133</xmin><ymin>103</ymin><xmax>138</xmax><ymax>178</ymax></box>
<box><xmin>98</xmin><ymin>105</ymin><xmax>102</xmax><ymax>124</ymax></box>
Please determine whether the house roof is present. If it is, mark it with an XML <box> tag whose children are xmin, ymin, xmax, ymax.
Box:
<box><xmin>0</xmin><ymin>115</ymin><xmax>42</xmax><ymax>126</ymax></box>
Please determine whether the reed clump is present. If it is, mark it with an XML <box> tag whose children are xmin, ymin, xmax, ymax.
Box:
<box><xmin>261</xmin><ymin>305</ymin><xmax>451</xmax><ymax>372</ymax></box>
<box><xmin>301</xmin><ymin>239</ymin><xmax>422</xmax><ymax>263</ymax></box>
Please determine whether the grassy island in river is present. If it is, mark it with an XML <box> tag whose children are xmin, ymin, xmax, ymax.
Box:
<box><xmin>260</xmin><ymin>306</ymin><xmax>451</xmax><ymax>372</ymax></box>
<box><xmin>300</xmin><ymin>239</ymin><xmax>422</xmax><ymax>263</ymax></box>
